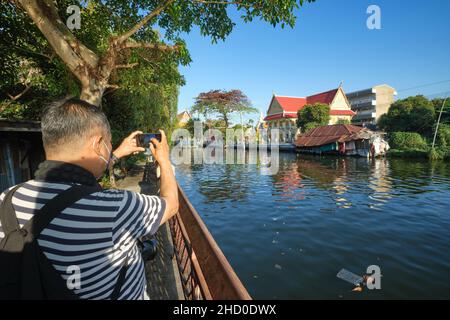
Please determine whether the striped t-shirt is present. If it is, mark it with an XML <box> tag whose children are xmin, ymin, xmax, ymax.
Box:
<box><xmin>0</xmin><ymin>180</ymin><xmax>165</xmax><ymax>300</ymax></box>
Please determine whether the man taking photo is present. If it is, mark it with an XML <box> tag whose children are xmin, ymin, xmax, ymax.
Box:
<box><xmin>0</xmin><ymin>98</ymin><xmax>178</xmax><ymax>300</ymax></box>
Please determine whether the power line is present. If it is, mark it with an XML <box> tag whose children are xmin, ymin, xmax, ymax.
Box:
<box><xmin>397</xmin><ymin>79</ymin><xmax>450</xmax><ymax>92</ymax></box>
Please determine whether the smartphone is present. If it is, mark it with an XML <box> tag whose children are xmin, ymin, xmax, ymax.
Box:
<box><xmin>136</xmin><ymin>133</ymin><xmax>162</xmax><ymax>148</ymax></box>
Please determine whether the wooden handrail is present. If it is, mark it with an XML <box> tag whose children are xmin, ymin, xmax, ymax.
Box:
<box><xmin>173</xmin><ymin>184</ymin><xmax>252</xmax><ymax>300</ymax></box>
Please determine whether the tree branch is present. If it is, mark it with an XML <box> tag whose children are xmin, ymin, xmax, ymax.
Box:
<box><xmin>114</xmin><ymin>62</ymin><xmax>139</xmax><ymax>69</ymax></box>
<box><xmin>16</xmin><ymin>0</ymin><xmax>98</xmax><ymax>87</ymax></box>
<box><xmin>105</xmin><ymin>84</ymin><xmax>120</xmax><ymax>89</ymax></box>
<box><xmin>7</xmin><ymin>84</ymin><xmax>31</xmax><ymax>101</ymax></box>
<box><xmin>12</xmin><ymin>45</ymin><xmax>54</xmax><ymax>61</ymax></box>
<box><xmin>193</xmin><ymin>0</ymin><xmax>253</xmax><ymax>7</ymax></box>
<box><xmin>116</xmin><ymin>0</ymin><xmax>175</xmax><ymax>43</ymax></box>
<box><xmin>124</xmin><ymin>42</ymin><xmax>180</xmax><ymax>51</ymax></box>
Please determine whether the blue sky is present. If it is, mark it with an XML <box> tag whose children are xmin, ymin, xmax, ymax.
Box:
<box><xmin>176</xmin><ymin>0</ymin><xmax>450</xmax><ymax>124</ymax></box>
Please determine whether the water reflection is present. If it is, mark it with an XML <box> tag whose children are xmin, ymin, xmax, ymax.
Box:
<box><xmin>174</xmin><ymin>149</ymin><xmax>450</xmax><ymax>299</ymax></box>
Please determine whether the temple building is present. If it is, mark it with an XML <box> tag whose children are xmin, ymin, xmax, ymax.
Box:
<box><xmin>263</xmin><ymin>86</ymin><xmax>356</xmax><ymax>143</ymax></box>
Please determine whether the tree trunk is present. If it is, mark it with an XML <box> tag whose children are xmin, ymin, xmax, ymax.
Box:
<box><xmin>80</xmin><ymin>83</ymin><xmax>105</xmax><ymax>107</ymax></box>
<box><xmin>17</xmin><ymin>0</ymin><xmax>106</xmax><ymax>107</ymax></box>
<box><xmin>223</xmin><ymin>114</ymin><xmax>229</xmax><ymax>129</ymax></box>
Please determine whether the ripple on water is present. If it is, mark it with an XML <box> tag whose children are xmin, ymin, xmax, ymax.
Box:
<box><xmin>174</xmin><ymin>152</ymin><xmax>450</xmax><ymax>299</ymax></box>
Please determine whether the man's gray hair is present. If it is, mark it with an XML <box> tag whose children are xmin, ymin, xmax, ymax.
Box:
<box><xmin>41</xmin><ymin>98</ymin><xmax>111</xmax><ymax>149</ymax></box>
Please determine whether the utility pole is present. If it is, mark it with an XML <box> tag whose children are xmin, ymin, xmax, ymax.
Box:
<box><xmin>432</xmin><ymin>95</ymin><xmax>448</xmax><ymax>149</ymax></box>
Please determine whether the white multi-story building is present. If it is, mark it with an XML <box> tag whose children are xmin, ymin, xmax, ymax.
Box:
<box><xmin>347</xmin><ymin>84</ymin><xmax>397</xmax><ymax>127</ymax></box>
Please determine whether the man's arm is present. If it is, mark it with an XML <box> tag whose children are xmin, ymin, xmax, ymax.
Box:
<box><xmin>149</xmin><ymin>130</ymin><xmax>179</xmax><ymax>225</ymax></box>
<box><xmin>113</xmin><ymin>129</ymin><xmax>179</xmax><ymax>228</ymax></box>
<box><xmin>157</xmin><ymin>157</ymin><xmax>179</xmax><ymax>225</ymax></box>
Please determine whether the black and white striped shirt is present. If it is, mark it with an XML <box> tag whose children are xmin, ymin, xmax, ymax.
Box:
<box><xmin>0</xmin><ymin>180</ymin><xmax>165</xmax><ymax>300</ymax></box>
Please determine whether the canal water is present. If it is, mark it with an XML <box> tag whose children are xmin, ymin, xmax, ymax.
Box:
<box><xmin>173</xmin><ymin>149</ymin><xmax>450</xmax><ymax>299</ymax></box>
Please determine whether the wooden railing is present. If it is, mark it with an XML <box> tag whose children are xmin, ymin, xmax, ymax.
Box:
<box><xmin>169</xmin><ymin>184</ymin><xmax>251</xmax><ymax>300</ymax></box>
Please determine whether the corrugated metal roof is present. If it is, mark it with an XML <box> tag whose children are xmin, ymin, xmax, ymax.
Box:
<box><xmin>295</xmin><ymin>124</ymin><xmax>364</xmax><ymax>147</ymax></box>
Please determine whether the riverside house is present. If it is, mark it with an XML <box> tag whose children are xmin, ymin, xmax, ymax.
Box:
<box><xmin>294</xmin><ymin>124</ymin><xmax>390</xmax><ymax>157</ymax></box>
<box><xmin>264</xmin><ymin>86</ymin><xmax>356</xmax><ymax>143</ymax></box>
<box><xmin>177</xmin><ymin>110</ymin><xmax>192</xmax><ymax>127</ymax></box>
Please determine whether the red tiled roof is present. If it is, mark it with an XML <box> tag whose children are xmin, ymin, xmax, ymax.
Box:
<box><xmin>306</xmin><ymin>88</ymin><xmax>338</xmax><ymax>105</ymax></box>
<box><xmin>295</xmin><ymin>124</ymin><xmax>364</xmax><ymax>148</ymax></box>
<box><xmin>274</xmin><ymin>96</ymin><xmax>307</xmax><ymax>112</ymax></box>
<box><xmin>272</xmin><ymin>89</ymin><xmax>339</xmax><ymax>114</ymax></box>
<box><xmin>265</xmin><ymin>88</ymin><xmax>355</xmax><ymax>121</ymax></box>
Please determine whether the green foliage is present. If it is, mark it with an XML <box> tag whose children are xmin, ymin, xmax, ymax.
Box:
<box><xmin>389</xmin><ymin>132</ymin><xmax>428</xmax><ymax>150</ymax></box>
<box><xmin>388</xmin><ymin>148</ymin><xmax>429</xmax><ymax>159</ymax></box>
<box><xmin>98</xmin><ymin>174</ymin><xmax>112</xmax><ymax>189</ymax></box>
<box><xmin>297</xmin><ymin>103</ymin><xmax>330</xmax><ymax>131</ymax></box>
<box><xmin>428</xmin><ymin>146</ymin><xmax>450</xmax><ymax>161</ymax></box>
<box><xmin>0</xmin><ymin>2</ymin><xmax>79</xmax><ymax>119</ymax></box>
<box><xmin>432</xmin><ymin>98</ymin><xmax>450</xmax><ymax>125</ymax></box>
<box><xmin>155</xmin><ymin>0</ymin><xmax>316</xmax><ymax>43</ymax></box>
<box><xmin>1</xmin><ymin>0</ymin><xmax>316</xmax><ymax>121</ymax></box>
<box><xmin>205</xmin><ymin>119</ymin><xmax>227</xmax><ymax>129</ymax></box>
<box><xmin>436</xmin><ymin>123</ymin><xmax>450</xmax><ymax>147</ymax></box>
<box><xmin>336</xmin><ymin>119</ymin><xmax>351</xmax><ymax>125</ymax></box>
<box><xmin>192</xmin><ymin>89</ymin><xmax>257</xmax><ymax>128</ymax></box>
<box><xmin>184</xmin><ymin>118</ymin><xmax>196</xmax><ymax>135</ymax></box>
<box><xmin>104</xmin><ymin>84</ymin><xmax>179</xmax><ymax>148</ymax></box>
<box><xmin>378</xmin><ymin>95</ymin><xmax>435</xmax><ymax>135</ymax></box>
<box><xmin>303</xmin><ymin>122</ymin><xmax>321</xmax><ymax>133</ymax></box>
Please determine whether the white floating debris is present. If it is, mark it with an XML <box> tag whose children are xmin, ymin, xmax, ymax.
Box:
<box><xmin>274</xmin><ymin>264</ymin><xmax>282</xmax><ymax>270</ymax></box>
<box><xmin>336</xmin><ymin>268</ymin><xmax>363</xmax><ymax>286</ymax></box>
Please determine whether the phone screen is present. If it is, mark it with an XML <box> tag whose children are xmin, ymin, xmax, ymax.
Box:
<box><xmin>137</xmin><ymin>133</ymin><xmax>162</xmax><ymax>147</ymax></box>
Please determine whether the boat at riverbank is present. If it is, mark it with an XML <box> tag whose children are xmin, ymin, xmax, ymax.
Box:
<box><xmin>294</xmin><ymin>124</ymin><xmax>389</xmax><ymax>157</ymax></box>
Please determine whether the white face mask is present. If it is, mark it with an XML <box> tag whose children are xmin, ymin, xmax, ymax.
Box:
<box><xmin>94</xmin><ymin>140</ymin><xmax>112</xmax><ymax>178</ymax></box>
<box><xmin>99</xmin><ymin>140</ymin><xmax>111</xmax><ymax>165</ymax></box>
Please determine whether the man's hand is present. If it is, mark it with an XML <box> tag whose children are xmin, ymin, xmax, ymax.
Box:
<box><xmin>113</xmin><ymin>131</ymin><xmax>146</xmax><ymax>159</ymax></box>
<box><xmin>149</xmin><ymin>130</ymin><xmax>170</xmax><ymax>165</ymax></box>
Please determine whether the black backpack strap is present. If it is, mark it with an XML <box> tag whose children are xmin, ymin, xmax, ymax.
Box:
<box><xmin>0</xmin><ymin>183</ymin><xmax>25</xmax><ymax>237</ymax></box>
<box><xmin>21</xmin><ymin>183</ymin><xmax>129</xmax><ymax>299</ymax></box>
<box><xmin>110</xmin><ymin>253</ymin><xmax>130</xmax><ymax>300</ymax></box>
<box><xmin>21</xmin><ymin>184</ymin><xmax>102</xmax><ymax>241</ymax></box>
<box><xmin>1</xmin><ymin>182</ymin><xmax>128</xmax><ymax>300</ymax></box>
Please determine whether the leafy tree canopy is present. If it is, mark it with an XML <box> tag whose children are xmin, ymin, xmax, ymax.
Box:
<box><xmin>192</xmin><ymin>89</ymin><xmax>257</xmax><ymax>128</ymax></box>
<box><xmin>296</xmin><ymin>103</ymin><xmax>330</xmax><ymax>130</ymax></box>
<box><xmin>378</xmin><ymin>95</ymin><xmax>435</xmax><ymax>135</ymax></box>
<box><xmin>2</xmin><ymin>0</ymin><xmax>316</xmax><ymax>106</ymax></box>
